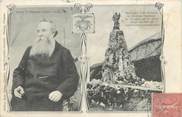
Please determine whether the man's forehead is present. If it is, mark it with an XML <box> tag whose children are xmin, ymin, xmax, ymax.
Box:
<box><xmin>37</xmin><ymin>21</ymin><xmax>52</xmax><ymax>29</ymax></box>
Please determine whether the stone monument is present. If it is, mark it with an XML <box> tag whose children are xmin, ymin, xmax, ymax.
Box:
<box><xmin>102</xmin><ymin>13</ymin><xmax>141</xmax><ymax>85</ymax></box>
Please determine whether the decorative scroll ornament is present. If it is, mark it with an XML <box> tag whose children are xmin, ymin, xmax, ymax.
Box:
<box><xmin>72</xmin><ymin>3</ymin><xmax>95</xmax><ymax>111</ymax></box>
<box><xmin>3</xmin><ymin>3</ymin><xmax>17</xmax><ymax>111</ymax></box>
<box><xmin>155</xmin><ymin>2</ymin><xmax>165</xmax><ymax>92</ymax></box>
<box><xmin>73</xmin><ymin>3</ymin><xmax>94</xmax><ymax>33</ymax></box>
<box><xmin>74</xmin><ymin>3</ymin><xmax>93</xmax><ymax>13</ymax></box>
<box><xmin>73</xmin><ymin>13</ymin><xmax>94</xmax><ymax>33</ymax></box>
<box><xmin>155</xmin><ymin>2</ymin><xmax>164</xmax><ymax>11</ymax></box>
<box><xmin>6</xmin><ymin>4</ymin><xmax>16</xmax><ymax>14</ymax></box>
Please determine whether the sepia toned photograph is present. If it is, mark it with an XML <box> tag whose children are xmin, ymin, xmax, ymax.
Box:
<box><xmin>86</xmin><ymin>4</ymin><xmax>165</xmax><ymax>112</ymax></box>
<box><xmin>5</xmin><ymin>6</ymin><xmax>83</xmax><ymax>111</ymax></box>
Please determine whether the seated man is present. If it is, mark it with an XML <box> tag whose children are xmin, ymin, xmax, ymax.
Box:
<box><xmin>11</xmin><ymin>19</ymin><xmax>79</xmax><ymax>111</ymax></box>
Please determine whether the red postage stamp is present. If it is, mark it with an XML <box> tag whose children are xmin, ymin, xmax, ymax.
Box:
<box><xmin>152</xmin><ymin>93</ymin><xmax>182</xmax><ymax>117</ymax></box>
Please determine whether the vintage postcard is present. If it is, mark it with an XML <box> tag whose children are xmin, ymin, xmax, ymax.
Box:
<box><xmin>0</xmin><ymin>0</ymin><xmax>182</xmax><ymax>117</ymax></box>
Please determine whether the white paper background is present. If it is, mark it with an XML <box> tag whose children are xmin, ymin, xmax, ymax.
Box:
<box><xmin>0</xmin><ymin>0</ymin><xmax>182</xmax><ymax>117</ymax></box>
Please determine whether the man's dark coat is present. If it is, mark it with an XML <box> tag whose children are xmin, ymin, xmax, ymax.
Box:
<box><xmin>11</xmin><ymin>41</ymin><xmax>79</xmax><ymax>111</ymax></box>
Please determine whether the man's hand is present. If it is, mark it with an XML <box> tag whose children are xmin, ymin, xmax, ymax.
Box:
<box><xmin>48</xmin><ymin>90</ymin><xmax>63</xmax><ymax>102</ymax></box>
<box><xmin>14</xmin><ymin>86</ymin><xmax>24</xmax><ymax>99</ymax></box>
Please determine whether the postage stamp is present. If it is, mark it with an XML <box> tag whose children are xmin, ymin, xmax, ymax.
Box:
<box><xmin>152</xmin><ymin>93</ymin><xmax>182</xmax><ymax>117</ymax></box>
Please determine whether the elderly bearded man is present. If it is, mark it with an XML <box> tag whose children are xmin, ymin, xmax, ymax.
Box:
<box><xmin>11</xmin><ymin>19</ymin><xmax>79</xmax><ymax>111</ymax></box>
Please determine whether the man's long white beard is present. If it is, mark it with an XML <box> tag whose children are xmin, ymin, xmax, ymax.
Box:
<box><xmin>30</xmin><ymin>37</ymin><xmax>55</xmax><ymax>58</ymax></box>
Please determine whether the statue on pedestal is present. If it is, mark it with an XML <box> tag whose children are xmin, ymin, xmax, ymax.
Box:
<box><xmin>102</xmin><ymin>12</ymin><xmax>138</xmax><ymax>84</ymax></box>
